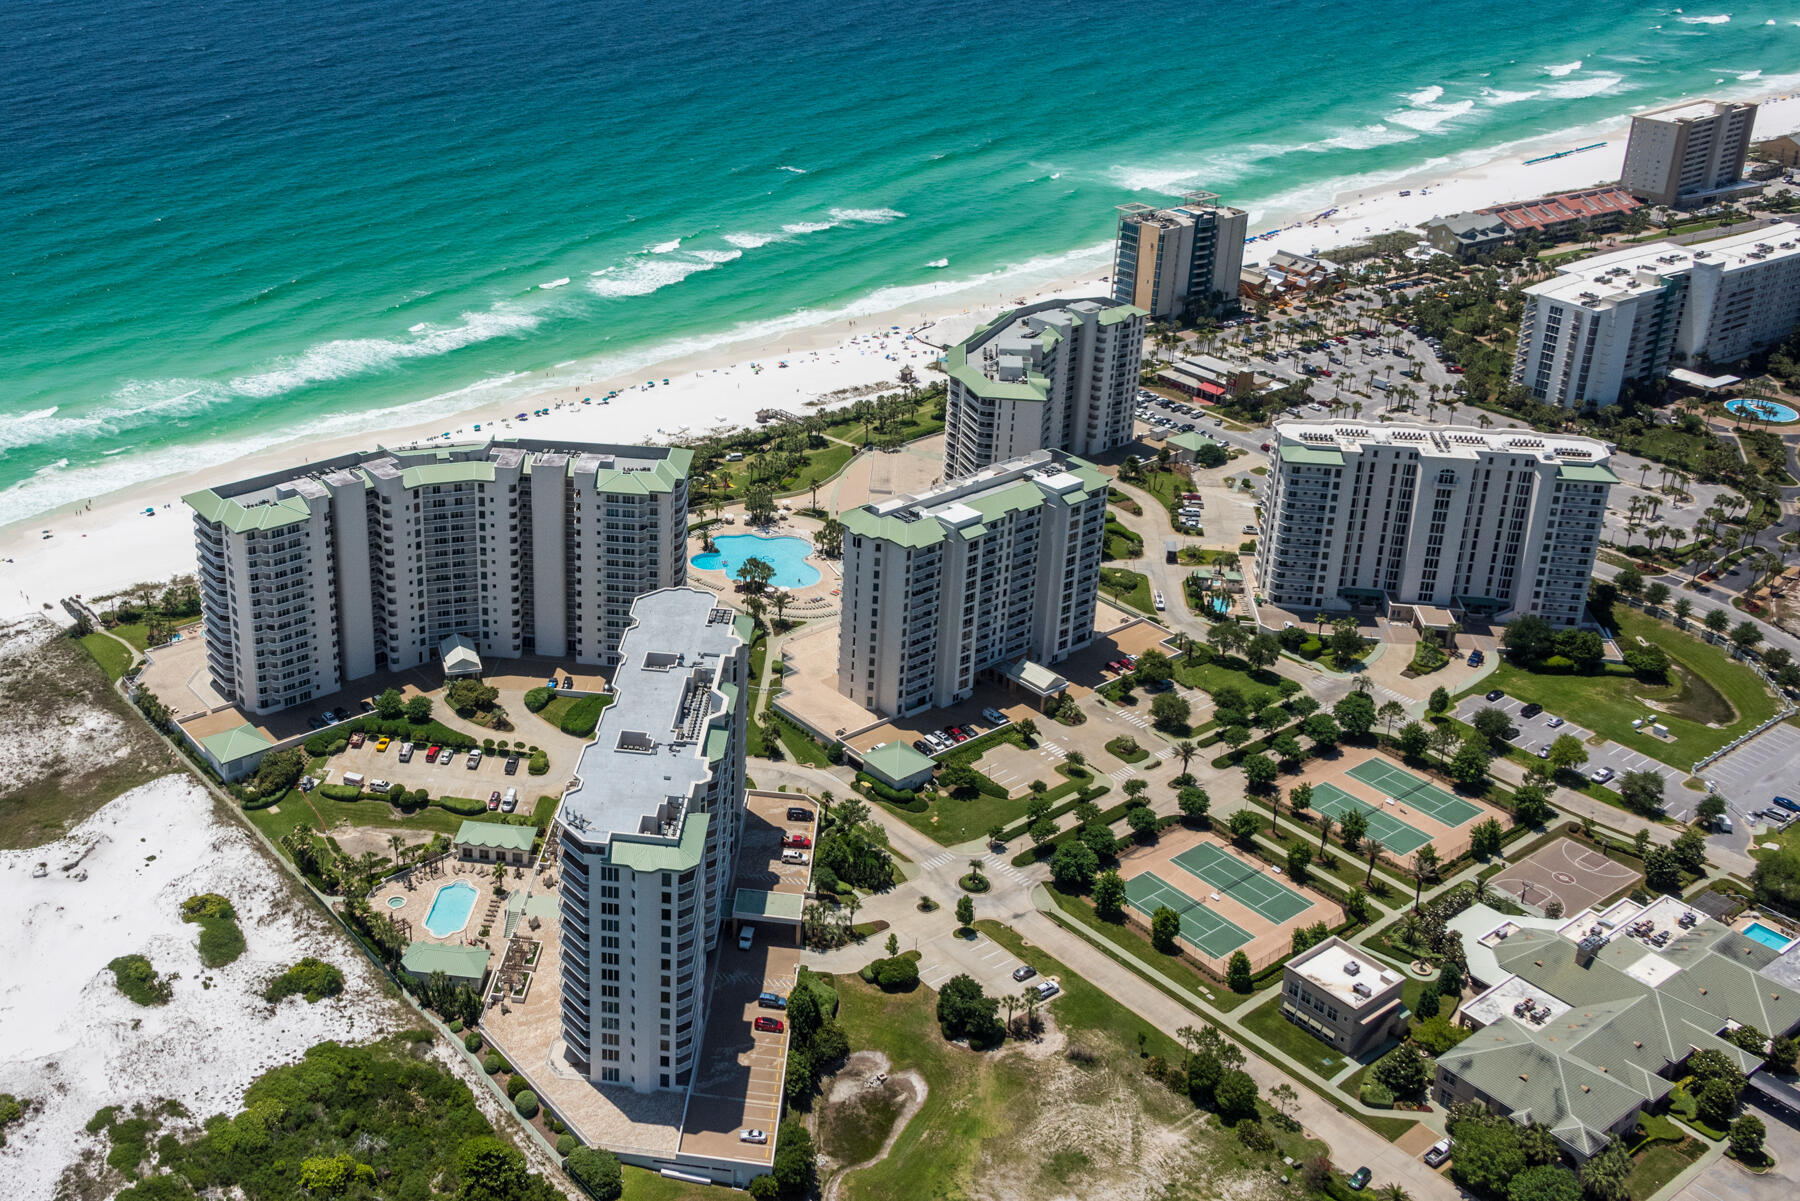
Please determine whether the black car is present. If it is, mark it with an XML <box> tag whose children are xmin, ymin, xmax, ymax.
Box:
<box><xmin>1485</xmin><ymin>689</ymin><xmax>1505</xmax><ymax>702</ymax></box>
<box><xmin>786</xmin><ymin>807</ymin><xmax>812</xmax><ymax>822</ymax></box>
<box><xmin>913</xmin><ymin>739</ymin><xmax>933</xmax><ymax>755</ymax></box>
<box><xmin>1520</xmin><ymin>702</ymin><xmax>1543</xmax><ymax>719</ymax></box>
<box><xmin>504</xmin><ymin>755</ymin><xmax>520</xmax><ymax>775</ymax></box>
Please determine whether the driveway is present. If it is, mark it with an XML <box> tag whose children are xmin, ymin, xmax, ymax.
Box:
<box><xmin>1668</xmin><ymin>1096</ymin><xmax>1800</xmax><ymax>1201</ymax></box>
<box><xmin>1453</xmin><ymin>693</ymin><xmax>1693</xmax><ymax>815</ymax></box>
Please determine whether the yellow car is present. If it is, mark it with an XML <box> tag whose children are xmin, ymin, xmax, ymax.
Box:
<box><xmin>375</xmin><ymin>737</ymin><xmax>391</xmax><ymax>752</ymax></box>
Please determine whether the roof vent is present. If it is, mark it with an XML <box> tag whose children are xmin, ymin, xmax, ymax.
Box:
<box><xmin>1344</xmin><ymin>960</ymin><xmax>1362</xmax><ymax>976</ymax></box>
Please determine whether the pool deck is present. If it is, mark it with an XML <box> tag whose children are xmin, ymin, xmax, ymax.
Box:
<box><xmin>684</xmin><ymin>509</ymin><xmax>844</xmax><ymax>620</ymax></box>
<box><xmin>693</xmin><ymin>533</ymin><xmax>822</xmax><ymax>589</ymax></box>
<box><xmin>369</xmin><ymin>855</ymin><xmax>527</xmax><ymax>954</ymax></box>
<box><xmin>1733</xmin><ymin>913</ymin><xmax>1800</xmax><ymax>950</ymax></box>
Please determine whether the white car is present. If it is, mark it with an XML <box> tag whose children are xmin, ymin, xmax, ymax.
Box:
<box><xmin>739</xmin><ymin>1129</ymin><xmax>768</xmax><ymax>1144</ymax></box>
<box><xmin>782</xmin><ymin>849</ymin><xmax>810</xmax><ymax>865</ymax></box>
<box><xmin>981</xmin><ymin>708</ymin><xmax>1009</xmax><ymax>727</ymax></box>
<box><xmin>739</xmin><ymin>927</ymin><xmax>755</xmax><ymax>951</ymax></box>
<box><xmin>466</xmin><ymin>749</ymin><xmax>482</xmax><ymax>769</ymax></box>
<box><xmin>368</xmin><ymin>778</ymin><xmax>392</xmax><ymax>793</ymax></box>
<box><xmin>1035</xmin><ymin>979</ymin><xmax>1061</xmax><ymax>999</ymax></box>
<box><xmin>1153</xmin><ymin>590</ymin><xmax>1166</xmax><ymax>611</ymax></box>
<box><xmin>1590</xmin><ymin>766</ymin><xmax>1616</xmax><ymax>784</ymax></box>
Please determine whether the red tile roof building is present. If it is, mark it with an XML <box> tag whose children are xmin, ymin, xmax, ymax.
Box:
<box><xmin>1479</xmin><ymin>186</ymin><xmax>1641</xmax><ymax>238</ymax></box>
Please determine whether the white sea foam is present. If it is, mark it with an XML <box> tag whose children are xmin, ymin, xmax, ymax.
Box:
<box><xmin>228</xmin><ymin>305</ymin><xmax>542</xmax><ymax>398</ymax></box>
<box><xmin>724</xmin><ymin>230</ymin><xmax>782</xmax><ymax>248</ymax></box>
<box><xmin>649</xmin><ymin>238</ymin><xmax>682</xmax><ymax>253</ymax></box>
<box><xmin>1739</xmin><ymin>69</ymin><xmax>1763</xmax><ymax>80</ymax></box>
<box><xmin>1387</xmin><ymin>97</ymin><xmax>1477</xmax><ymax>132</ymax></box>
<box><xmin>587</xmin><ymin>255</ymin><xmax>719</xmax><ymax>298</ymax></box>
<box><xmin>689</xmin><ymin>247</ymin><xmax>743</xmax><ymax>264</ymax></box>
<box><xmin>926</xmin><ymin>257</ymin><xmax>949</xmax><ymax>268</ymax></box>
<box><xmin>1404</xmin><ymin>84</ymin><xmax>1446</xmax><ymax>106</ymax></box>
<box><xmin>1544</xmin><ymin>60</ymin><xmax>1583</xmax><ymax>76</ymax></box>
<box><xmin>408</xmin><ymin>322</ymin><xmax>428</xmax><ymax>332</ymax></box>
<box><xmin>1542</xmin><ymin>72</ymin><xmax>1627</xmax><ymax>99</ymax></box>
<box><xmin>1678</xmin><ymin>13</ymin><xmax>1731</xmax><ymax>23</ymax></box>
<box><xmin>1482</xmin><ymin>88</ymin><xmax>1542</xmax><ymax>105</ymax></box>
<box><xmin>1310</xmin><ymin>124</ymin><xmax>1418</xmax><ymax>151</ymax></box>
<box><xmin>827</xmin><ymin>207</ymin><xmax>906</xmax><ymax>224</ymax></box>
<box><xmin>781</xmin><ymin>220</ymin><xmax>837</xmax><ymax>234</ymax></box>
<box><xmin>539</xmin><ymin>276</ymin><xmax>571</xmax><ymax>289</ymax></box>
<box><xmin>777</xmin><ymin>165</ymin><xmax>808</xmax><ymax>174</ymax></box>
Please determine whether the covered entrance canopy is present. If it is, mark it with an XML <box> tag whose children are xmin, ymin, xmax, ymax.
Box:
<box><xmin>439</xmin><ymin>634</ymin><xmax>483</xmax><ymax>677</ymax></box>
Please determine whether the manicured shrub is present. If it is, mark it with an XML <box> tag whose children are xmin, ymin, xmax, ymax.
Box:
<box><xmin>514</xmin><ymin>1090</ymin><xmax>539</xmax><ymax>1119</ymax></box>
<box><xmin>528</xmin><ymin>750</ymin><xmax>549</xmax><ymax>775</ymax></box>
<box><xmin>560</xmin><ymin>695</ymin><xmax>610</xmax><ymax>737</ymax></box>
<box><xmin>506</xmin><ymin>1073</ymin><xmax>530</xmax><ymax>1099</ymax></box>
<box><xmin>463</xmin><ymin>1030</ymin><xmax>483</xmax><ymax>1053</ymax></box>
<box><xmin>557</xmin><ymin>1133</ymin><xmax>577</xmax><ymax>1157</ymax></box>
<box><xmin>1360</xmin><ymin>1081</ymin><xmax>1395</xmax><ymax>1108</ymax></box>
<box><xmin>483</xmin><ymin>1053</ymin><xmax>504</xmax><ymax>1075</ymax></box>
<box><xmin>564</xmin><ymin>1147</ymin><xmax>623</xmax><ymax>1199</ymax></box>
<box><xmin>433</xmin><ymin>795</ymin><xmax>489</xmax><ymax>816</ymax></box>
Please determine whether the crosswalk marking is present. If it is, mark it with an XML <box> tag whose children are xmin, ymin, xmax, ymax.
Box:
<box><xmin>921</xmin><ymin>851</ymin><xmax>956</xmax><ymax>870</ymax></box>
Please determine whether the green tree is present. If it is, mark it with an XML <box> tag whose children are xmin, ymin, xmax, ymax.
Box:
<box><xmin>736</xmin><ymin>555</ymin><xmax>776</xmax><ymax>593</ymax></box>
<box><xmin>955</xmin><ymin>894</ymin><xmax>975</xmax><ymax>929</ymax></box>
<box><xmin>1227</xmin><ymin>808</ymin><xmax>1263</xmax><ymax>844</ymax></box>
<box><xmin>1302</xmin><ymin>712</ymin><xmax>1340</xmax><ymax>749</ymax></box>
<box><xmin>1372</xmin><ymin>1044</ymin><xmax>1432</xmax><ymax>1099</ymax></box>
<box><xmin>1472</xmin><ymin>706</ymin><xmax>1513</xmax><ymax>743</ymax></box>
<box><xmin>936</xmin><ymin>974</ymin><xmax>1002</xmax><ymax>1043</ymax></box>
<box><xmin>1618</xmin><ymin>769</ymin><xmax>1665</xmax><ymax>816</ymax></box>
<box><xmin>1151</xmin><ymin>905</ymin><xmax>1181</xmax><ymax>952</ymax></box>
<box><xmin>1226</xmin><ymin>951</ymin><xmax>1253</xmax><ymax>994</ymax></box>
<box><xmin>1502</xmin><ymin>615</ymin><xmax>1556</xmax><ymax>665</ymax></box>
<box><xmin>1578</xmin><ymin>1140</ymin><xmax>1631</xmax><ymax>1201</ymax></box>
<box><xmin>1327</xmin><ymin>619</ymin><xmax>1367</xmax><ymax>668</ymax></box>
<box><xmin>1508</xmin><ymin>1166</ymin><xmax>1581</xmax><ymax>1201</ymax></box>
<box><xmin>1051</xmin><ymin>839</ymin><xmax>1100</xmax><ymax>890</ymax></box>
<box><xmin>1093</xmin><ymin>870</ymin><xmax>1126</xmax><ymax>918</ymax></box>
<box><xmin>1698</xmin><ymin>1078</ymin><xmax>1740</xmax><ymax>1128</ymax></box>
<box><xmin>455</xmin><ymin>1136</ymin><xmax>530</xmax><ymax>1201</ymax></box>
<box><xmin>1398</xmin><ymin>721</ymin><xmax>1431</xmax><ymax>758</ymax></box>
<box><xmin>1214</xmin><ymin>1067</ymin><xmax>1258</xmax><ymax>1118</ymax></box>
<box><xmin>1338</xmin><ymin>806</ymin><xmax>1369</xmax><ymax>851</ymax></box>
<box><xmin>1449</xmin><ymin>1117</ymin><xmax>1527</xmax><ymax>1196</ymax></box>
<box><xmin>771</xmin><ymin>1120</ymin><xmax>816</xmax><ymax>1195</ymax></box>
<box><xmin>1287</xmin><ymin>844</ymin><xmax>1313</xmax><ymax>881</ymax></box>
<box><xmin>1241</xmin><ymin>752</ymin><xmax>1279</xmax><ymax>792</ymax></box>
<box><xmin>1427</xmin><ymin>686</ymin><xmax>1450</xmax><ymax>714</ymax></box>
<box><xmin>374</xmin><ymin>688</ymin><xmax>405</xmax><ymax>719</ymax></box>
<box><xmin>1729</xmin><ymin>1113</ymin><xmax>1767</xmax><ymax>1162</ymax></box>
<box><xmin>1178</xmin><ymin>786</ymin><xmax>1211</xmax><ymax>823</ymax></box>
<box><xmin>1151</xmin><ymin>690</ymin><xmax>1192</xmax><ymax>732</ymax></box>
<box><xmin>404</xmin><ymin>695</ymin><xmax>433</xmax><ymax>724</ymax></box>
<box><xmin>1334</xmin><ymin>691</ymin><xmax>1377</xmax><ymax>737</ymax></box>
<box><xmin>1450</xmin><ymin>737</ymin><xmax>1492</xmax><ymax>785</ymax></box>
<box><xmin>1547</xmin><ymin>734</ymin><xmax>1587</xmax><ymax>774</ymax></box>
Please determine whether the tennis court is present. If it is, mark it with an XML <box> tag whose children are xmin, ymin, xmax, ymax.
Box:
<box><xmin>1124</xmin><ymin>872</ymin><xmax>1253</xmax><ymax>958</ymax></box>
<box><xmin>1309</xmin><ymin>783</ymin><xmax>1433</xmax><ymax>856</ymax></box>
<box><xmin>1346</xmin><ymin>759</ymin><xmax>1482</xmax><ymax>827</ymax></box>
<box><xmin>1172</xmin><ymin>841</ymin><xmax>1313</xmax><ymax>923</ymax></box>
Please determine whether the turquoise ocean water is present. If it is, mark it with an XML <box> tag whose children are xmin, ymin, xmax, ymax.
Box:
<box><xmin>4</xmin><ymin>0</ymin><xmax>1797</xmax><ymax>527</ymax></box>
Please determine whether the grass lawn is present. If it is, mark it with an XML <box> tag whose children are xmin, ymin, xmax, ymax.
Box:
<box><xmin>1104</xmin><ymin>516</ymin><xmax>1144</xmax><ymax>561</ymax></box>
<box><xmin>1241</xmin><ymin>994</ymin><xmax>1347</xmax><ymax>1075</ymax></box>
<box><xmin>1099</xmin><ymin>567</ymin><xmax>1157</xmax><ymax>616</ymax></box>
<box><xmin>245</xmin><ymin>790</ymin><xmax>473</xmax><ymax>851</ymax></box>
<box><xmin>620</xmin><ymin>1164</ymin><xmax>715</xmax><ymax>1200</ymax></box>
<box><xmin>882</xmin><ymin>773</ymin><xmax>1106</xmax><ymax>846</ymax></box>
<box><xmin>77</xmin><ymin>631</ymin><xmax>136</xmax><ymax>681</ymax></box>
<box><xmin>1458</xmin><ymin>606</ymin><xmax>1776</xmax><ymax>767</ymax></box>
<box><xmin>1624</xmin><ymin>1136</ymin><xmax>1706</xmax><ymax>1200</ymax></box>
<box><xmin>535</xmin><ymin>694</ymin><xmax>579</xmax><ymax>730</ymax></box>
<box><xmin>821</xmin><ymin>921</ymin><xmax>1324</xmax><ymax>1201</ymax></box>
<box><xmin>1170</xmin><ymin>653</ymin><xmax>1286</xmax><ymax>710</ymax></box>
<box><xmin>107</xmin><ymin>622</ymin><xmax>154</xmax><ymax>651</ymax></box>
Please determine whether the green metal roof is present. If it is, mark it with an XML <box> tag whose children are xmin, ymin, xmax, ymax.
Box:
<box><xmin>182</xmin><ymin>490</ymin><xmax>315</xmax><ymax>534</ymax></box>
<box><xmin>399</xmin><ymin>461</ymin><xmax>497</xmax><ymax>489</ymax></box>
<box><xmin>861</xmin><ymin>740</ymin><xmax>935</xmax><ymax>786</ymax></box>
<box><xmin>609</xmin><ymin>811</ymin><xmax>709</xmax><ymax>875</ymax></box>
<box><xmin>199</xmin><ymin>722</ymin><xmax>275</xmax><ymax>764</ymax></box>
<box><xmin>717</xmin><ymin>680</ymin><xmax>740</xmax><ymax>715</ymax></box>
<box><xmin>733</xmin><ymin>613</ymin><xmax>755</xmax><ymax>644</ymax></box>
<box><xmin>705</xmin><ymin>726</ymin><xmax>731</xmax><ymax>763</ymax></box>
<box><xmin>732</xmin><ymin>888</ymin><xmax>806</xmax><ymax>923</ymax></box>
<box><xmin>400</xmin><ymin>941</ymin><xmax>492</xmax><ymax>981</ymax></box>
<box><xmin>1279</xmin><ymin>444</ymin><xmax>1345</xmax><ymax>466</ymax></box>
<box><xmin>1167</xmin><ymin>432</ymin><xmax>1211</xmax><ymax>453</ymax></box>
<box><xmin>1556</xmin><ymin>462</ymin><xmax>1619</xmax><ymax>484</ymax></box>
<box><xmin>839</xmin><ymin>505</ymin><xmax>947</xmax><ymax>549</ymax></box>
<box><xmin>1098</xmin><ymin>302</ymin><xmax>1148</xmax><ymax>326</ymax></box>
<box><xmin>453</xmin><ymin>821</ymin><xmax>536</xmax><ymax>852</ymax></box>
<box><xmin>967</xmin><ymin>480</ymin><xmax>1046</xmax><ymax>522</ymax></box>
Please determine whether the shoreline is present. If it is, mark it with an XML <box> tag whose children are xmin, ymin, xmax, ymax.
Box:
<box><xmin>11</xmin><ymin>88</ymin><xmax>1800</xmax><ymax>620</ymax></box>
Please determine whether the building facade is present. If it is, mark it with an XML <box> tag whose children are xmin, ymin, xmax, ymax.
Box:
<box><xmin>1112</xmin><ymin>194</ymin><xmax>1249</xmax><ymax>320</ymax></box>
<box><xmin>837</xmin><ymin>450</ymin><xmax>1107</xmax><ymax>717</ymax></box>
<box><xmin>184</xmin><ymin>440</ymin><xmax>689</xmax><ymax>712</ymax></box>
<box><xmin>1620</xmin><ymin>99</ymin><xmax>1758</xmax><ymax>207</ymax></box>
<box><xmin>1514</xmin><ymin>225</ymin><xmax>1800</xmax><ymax>408</ymax></box>
<box><xmin>941</xmin><ymin>298</ymin><xmax>1146</xmax><ymax>480</ymax></box>
<box><xmin>555</xmin><ymin>588</ymin><xmax>751</xmax><ymax>1093</ymax></box>
<box><xmin>1255</xmin><ymin>424</ymin><xmax>1615</xmax><ymax>627</ymax></box>
<box><xmin>1280</xmin><ymin>938</ymin><xmax>1408</xmax><ymax>1058</ymax></box>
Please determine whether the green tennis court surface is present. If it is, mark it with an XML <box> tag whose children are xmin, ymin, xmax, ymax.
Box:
<box><xmin>1124</xmin><ymin>872</ymin><xmax>1252</xmax><ymax>958</ymax></box>
<box><xmin>1309</xmin><ymin>783</ymin><xmax>1432</xmax><ymax>855</ymax></box>
<box><xmin>1172</xmin><ymin>841</ymin><xmax>1312</xmax><ymax>923</ymax></box>
<box><xmin>1346</xmin><ymin>759</ymin><xmax>1482</xmax><ymax>827</ymax></box>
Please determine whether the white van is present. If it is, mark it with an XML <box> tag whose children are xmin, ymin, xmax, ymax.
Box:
<box><xmin>341</xmin><ymin>771</ymin><xmax>365</xmax><ymax>790</ymax></box>
<box><xmin>501</xmin><ymin>788</ymin><xmax>519</xmax><ymax>813</ymax></box>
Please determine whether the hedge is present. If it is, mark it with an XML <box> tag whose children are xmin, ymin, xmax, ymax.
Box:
<box><xmin>318</xmin><ymin>784</ymin><xmax>364</xmax><ymax>802</ymax></box>
<box><xmin>434</xmin><ymin>795</ymin><xmax>489</xmax><ymax>817</ymax></box>
<box><xmin>856</xmin><ymin>773</ymin><xmax>929</xmax><ymax>812</ymax></box>
<box><xmin>559</xmin><ymin>694</ymin><xmax>612</xmax><ymax>738</ymax></box>
<box><xmin>524</xmin><ymin>686</ymin><xmax>552</xmax><ymax>713</ymax></box>
<box><xmin>528</xmin><ymin>750</ymin><xmax>549</xmax><ymax>776</ymax></box>
<box><xmin>998</xmin><ymin>783</ymin><xmax>1112</xmax><ymax>841</ymax></box>
<box><xmin>240</xmin><ymin>788</ymin><xmax>291</xmax><ymax>812</ymax></box>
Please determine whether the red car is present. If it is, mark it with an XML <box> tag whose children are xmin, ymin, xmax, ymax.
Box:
<box><xmin>426</xmin><ymin>745</ymin><xmax>441</xmax><ymax>763</ymax></box>
<box><xmin>754</xmin><ymin>1017</ymin><xmax>784</xmax><ymax>1033</ymax></box>
<box><xmin>1447</xmin><ymin>364</ymin><xmax>1465</xmax><ymax>374</ymax></box>
<box><xmin>348</xmin><ymin>732</ymin><xmax>366</xmax><ymax>748</ymax></box>
<box><xmin>486</xmin><ymin>793</ymin><xmax>501</xmax><ymax>811</ymax></box>
<box><xmin>784</xmin><ymin>833</ymin><xmax>812</xmax><ymax>848</ymax></box>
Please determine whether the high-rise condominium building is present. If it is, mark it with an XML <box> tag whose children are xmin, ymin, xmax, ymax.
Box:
<box><xmin>1619</xmin><ymin>99</ymin><xmax>1758</xmax><ymax>207</ymax></box>
<box><xmin>1514</xmin><ymin>226</ymin><xmax>1800</xmax><ymax>409</ymax></box>
<box><xmin>555</xmin><ymin>587</ymin><xmax>749</xmax><ymax>1092</ymax></box>
<box><xmin>941</xmin><ymin>298</ymin><xmax>1146</xmax><ymax>480</ymax></box>
<box><xmin>837</xmin><ymin>449</ymin><xmax>1106</xmax><ymax>717</ymax></box>
<box><xmin>184</xmin><ymin>440</ymin><xmax>689</xmax><ymax>713</ymax></box>
<box><xmin>1256</xmin><ymin>424</ymin><xmax>1615</xmax><ymax>628</ymax></box>
<box><xmin>1112</xmin><ymin>193</ymin><xmax>1249</xmax><ymax>320</ymax></box>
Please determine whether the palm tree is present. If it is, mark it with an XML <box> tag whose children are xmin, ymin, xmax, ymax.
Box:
<box><xmin>1354</xmin><ymin>674</ymin><xmax>1374</xmax><ymax>695</ymax></box>
<box><xmin>1174</xmin><ymin>739</ymin><xmax>1198</xmax><ymax>776</ymax></box>
<box><xmin>1364</xmin><ymin>838</ymin><xmax>1384</xmax><ymax>886</ymax></box>
<box><xmin>1317</xmin><ymin>813</ymin><xmax>1335</xmax><ymax>859</ymax></box>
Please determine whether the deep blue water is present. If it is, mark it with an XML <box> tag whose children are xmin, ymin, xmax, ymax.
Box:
<box><xmin>4</xmin><ymin>0</ymin><xmax>1795</xmax><ymax>525</ymax></box>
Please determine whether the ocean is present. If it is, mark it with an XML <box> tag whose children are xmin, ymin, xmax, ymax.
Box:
<box><xmin>4</xmin><ymin>0</ymin><xmax>1795</xmax><ymax>527</ymax></box>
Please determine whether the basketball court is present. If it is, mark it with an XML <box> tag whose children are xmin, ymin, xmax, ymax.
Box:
<box><xmin>1118</xmin><ymin>830</ymin><xmax>1339</xmax><ymax>972</ymax></box>
<box><xmin>1488</xmin><ymin>837</ymin><xmax>1639</xmax><ymax>916</ymax></box>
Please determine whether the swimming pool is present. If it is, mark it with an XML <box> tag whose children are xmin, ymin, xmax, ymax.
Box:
<box><xmin>1725</xmin><ymin>397</ymin><xmax>1799</xmax><ymax>424</ymax></box>
<box><xmin>691</xmin><ymin>533</ymin><xmax>820</xmax><ymax>588</ymax></box>
<box><xmin>1744</xmin><ymin>921</ymin><xmax>1793</xmax><ymax>951</ymax></box>
<box><xmin>423</xmin><ymin>881</ymin><xmax>479</xmax><ymax>938</ymax></box>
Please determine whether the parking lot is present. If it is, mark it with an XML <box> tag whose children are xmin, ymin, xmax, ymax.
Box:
<box><xmin>1699</xmin><ymin>724</ymin><xmax>1800</xmax><ymax>828</ymax></box>
<box><xmin>1453</xmin><ymin>692</ymin><xmax>1694</xmax><ymax>816</ymax></box>
<box><xmin>322</xmin><ymin>737</ymin><xmax>536</xmax><ymax>804</ymax></box>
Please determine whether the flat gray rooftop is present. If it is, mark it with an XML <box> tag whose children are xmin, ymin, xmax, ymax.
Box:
<box><xmin>558</xmin><ymin>588</ymin><xmax>742</xmax><ymax>848</ymax></box>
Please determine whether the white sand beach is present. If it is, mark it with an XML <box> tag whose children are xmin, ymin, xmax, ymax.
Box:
<box><xmin>7</xmin><ymin>89</ymin><xmax>1799</xmax><ymax>620</ymax></box>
